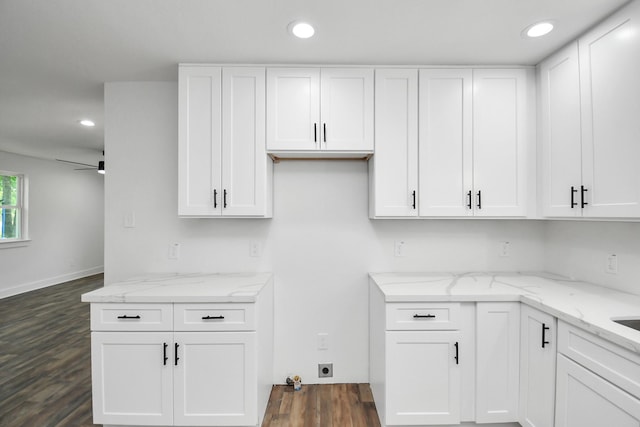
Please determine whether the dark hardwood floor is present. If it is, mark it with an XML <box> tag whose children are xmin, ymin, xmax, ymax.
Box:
<box><xmin>0</xmin><ymin>275</ymin><xmax>381</xmax><ymax>427</ymax></box>
<box><xmin>0</xmin><ymin>274</ymin><xmax>103</xmax><ymax>427</ymax></box>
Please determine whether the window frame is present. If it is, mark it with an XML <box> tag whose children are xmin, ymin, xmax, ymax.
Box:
<box><xmin>0</xmin><ymin>170</ymin><xmax>29</xmax><ymax>248</ymax></box>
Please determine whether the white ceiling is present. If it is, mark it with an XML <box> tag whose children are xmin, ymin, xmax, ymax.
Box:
<box><xmin>0</xmin><ymin>0</ymin><xmax>632</xmax><ymax>165</ymax></box>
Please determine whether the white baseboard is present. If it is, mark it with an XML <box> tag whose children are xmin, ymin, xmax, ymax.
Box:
<box><xmin>0</xmin><ymin>266</ymin><xmax>104</xmax><ymax>299</ymax></box>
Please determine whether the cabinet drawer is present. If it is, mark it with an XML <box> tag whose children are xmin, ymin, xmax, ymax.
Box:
<box><xmin>91</xmin><ymin>303</ymin><xmax>173</xmax><ymax>331</ymax></box>
<box><xmin>386</xmin><ymin>303</ymin><xmax>460</xmax><ymax>330</ymax></box>
<box><xmin>558</xmin><ymin>321</ymin><xmax>640</xmax><ymax>398</ymax></box>
<box><xmin>174</xmin><ymin>304</ymin><xmax>256</xmax><ymax>331</ymax></box>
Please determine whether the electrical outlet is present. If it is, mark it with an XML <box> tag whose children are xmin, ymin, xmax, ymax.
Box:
<box><xmin>124</xmin><ymin>211</ymin><xmax>136</xmax><ymax>228</ymax></box>
<box><xmin>318</xmin><ymin>363</ymin><xmax>333</xmax><ymax>378</ymax></box>
<box><xmin>250</xmin><ymin>241</ymin><xmax>261</xmax><ymax>257</ymax></box>
<box><xmin>606</xmin><ymin>254</ymin><xmax>618</xmax><ymax>274</ymax></box>
<box><xmin>394</xmin><ymin>240</ymin><xmax>405</xmax><ymax>257</ymax></box>
<box><xmin>168</xmin><ymin>243</ymin><xmax>181</xmax><ymax>260</ymax></box>
<box><xmin>500</xmin><ymin>241</ymin><xmax>510</xmax><ymax>257</ymax></box>
<box><xmin>318</xmin><ymin>333</ymin><xmax>329</xmax><ymax>350</ymax></box>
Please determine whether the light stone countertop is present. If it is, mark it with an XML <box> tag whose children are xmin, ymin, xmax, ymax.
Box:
<box><xmin>81</xmin><ymin>272</ymin><xmax>273</xmax><ymax>303</ymax></box>
<box><xmin>370</xmin><ymin>271</ymin><xmax>640</xmax><ymax>354</ymax></box>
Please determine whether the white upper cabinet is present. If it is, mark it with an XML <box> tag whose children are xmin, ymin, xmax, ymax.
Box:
<box><xmin>472</xmin><ymin>69</ymin><xmax>528</xmax><ymax>217</ymax></box>
<box><xmin>370</xmin><ymin>69</ymin><xmax>419</xmax><ymax>217</ymax></box>
<box><xmin>540</xmin><ymin>0</ymin><xmax>640</xmax><ymax>218</ymax></box>
<box><xmin>417</xmin><ymin>68</ymin><xmax>528</xmax><ymax>217</ymax></box>
<box><xmin>418</xmin><ymin>69</ymin><xmax>473</xmax><ymax>217</ymax></box>
<box><xmin>539</xmin><ymin>42</ymin><xmax>583</xmax><ymax>218</ymax></box>
<box><xmin>267</xmin><ymin>68</ymin><xmax>374</xmax><ymax>155</ymax></box>
<box><xmin>579</xmin><ymin>1</ymin><xmax>640</xmax><ymax>218</ymax></box>
<box><xmin>178</xmin><ymin>65</ymin><xmax>272</xmax><ymax>217</ymax></box>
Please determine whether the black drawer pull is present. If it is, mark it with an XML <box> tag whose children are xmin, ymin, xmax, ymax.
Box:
<box><xmin>413</xmin><ymin>314</ymin><xmax>436</xmax><ymax>319</ymax></box>
<box><xmin>117</xmin><ymin>315</ymin><xmax>141</xmax><ymax>320</ymax></box>
<box><xmin>542</xmin><ymin>323</ymin><xmax>550</xmax><ymax>348</ymax></box>
<box><xmin>175</xmin><ymin>343</ymin><xmax>179</xmax><ymax>366</ymax></box>
<box><xmin>202</xmin><ymin>315</ymin><xmax>225</xmax><ymax>320</ymax></box>
<box><xmin>163</xmin><ymin>343</ymin><xmax>168</xmax><ymax>366</ymax></box>
<box><xmin>454</xmin><ymin>341</ymin><xmax>459</xmax><ymax>365</ymax></box>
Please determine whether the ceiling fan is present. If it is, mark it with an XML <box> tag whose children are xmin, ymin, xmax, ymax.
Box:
<box><xmin>56</xmin><ymin>159</ymin><xmax>105</xmax><ymax>174</ymax></box>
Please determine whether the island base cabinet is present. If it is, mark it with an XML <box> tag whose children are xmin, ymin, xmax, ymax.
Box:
<box><xmin>386</xmin><ymin>331</ymin><xmax>461</xmax><ymax>425</ymax></box>
<box><xmin>91</xmin><ymin>332</ymin><xmax>174</xmax><ymax>426</ymax></box>
<box><xmin>555</xmin><ymin>355</ymin><xmax>640</xmax><ymax>427</ymax></box>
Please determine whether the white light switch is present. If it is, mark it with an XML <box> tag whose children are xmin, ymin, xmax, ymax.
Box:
<box><xmin>124</xmin><ymin>212</ymin><xmax>136</xmax><ymax>228</ymax></box>
<box><xmin>318</xmin><ymin>333</ymin><xmax>329</xmax><ymax>350</ymax></box>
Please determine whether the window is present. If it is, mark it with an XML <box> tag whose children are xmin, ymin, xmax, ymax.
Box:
<box><xmin>0</xmin><ymin>171</ymin><xmax>28</xmax><ymax>242</ymax></box>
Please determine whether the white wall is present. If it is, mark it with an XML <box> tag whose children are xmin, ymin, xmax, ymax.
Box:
<box><xmin>544</xmin><ymin>220</ymin><xmax>640</xmax><ymax>295</ymax></box>
<box><xmin>0</xmin><ymin>151</ymin><xmax>104</xmax><ymax>298</ymax></box>
<box><xmin>104</xmin><ymin>82</ymin><xmax>546</xmax><ymax>384</ymax></box>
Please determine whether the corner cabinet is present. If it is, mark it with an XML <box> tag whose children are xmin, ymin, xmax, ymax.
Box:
<box><xmin>266</xmin><ymin>67</ymin><xmax>374</xmax><ymax>156</ymax></box>
<box><xmin>178</xmin><ymin>65</ymin><xmax>273</xmax><ymax>217</ymax></box>
<box><xmin>370</xmin><ymin>68</ymin><xmax>529</xmax><ymax>218</ymax></box>
<box><xmin>540</xmin><ymin>0</ymin><xmax>640</xmax><ymax>218</ymax></box>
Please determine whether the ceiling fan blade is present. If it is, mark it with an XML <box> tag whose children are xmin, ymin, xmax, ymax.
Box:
<box><xmin>56</xmin><ymin>158</ymin><xmax>97</xmax><ymax>168</ymax></box>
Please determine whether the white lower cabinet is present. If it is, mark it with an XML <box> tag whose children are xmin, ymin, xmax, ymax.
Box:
<box><xmin>555</xmin><ymin>355</ymin><xmax>640</xmax><ymax>427</ymax></box>
<box><xmin>90</xmin><ymin>300</ymin><xmax>271</xmax><ymax>427</ymax></box>
<box><xmin>519</xmin><ymin>306</ymin><xmax>557</xmax><ymax>427</ymax></box>
<box><xmin>476</xmin><ymin>302</ymin><xmax>520</xmax><ymax>423</ymax></box>
<box><xmin>386</xmin><ymin>331</ymin><xmax>461</xmax><ymax>425</ymax></box>
<box><xmin>555</xmin><ymin>321</ymin><xmax>640</xmax><ymax>427</ymax></box>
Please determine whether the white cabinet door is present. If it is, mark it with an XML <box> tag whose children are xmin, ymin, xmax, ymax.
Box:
<box><xmin>473</xmin><ymin>69</ymin><xmax>527</xmax><ymax>217</ymax></box>
<box><xmin>371</xmin><ymin>69</ymin><xmax>418</xmax><ymax>217</ymax></box>
<box><xmin>221</xmin><ymin>67</ymin><xmax>270</xmax><ymax>217</ymax></box>
<box><xmin>178</xmin><ymin>66</ymin><xmax>222</xmax><ymax>216</ymax></box>
<box><xmin>320</xmin><ymin>68</ymin><xmax>374</xmax><ymax>151</ymax></box>
<box><xmin>418</xmin><ymin>69</ymin><xmax>473</xmax><ymax>217</ymax></box>
<box><xmin>579</xmin><ymin>2</ymin><xmax>640</xmax><ymax>218</ymax></box>
<box><xmin>91</xmin><ymin>332</ymin><xmax>174</xmax><ymax>426</ymax></box>
<box><xmin>555</xmin><ymin>355</ymin><xmax>640</xmax><ymax>427</ymax></box>
<box><xmin>519</xmin><ymin>305</ymin><xmax>557</xmax><ymax>427</ymax></box>
<box><xmin>476</xmin><ymin>302</ymin><xmax>520</xmax><ymax>423</ymax></box>
<box><xmin>386</xmin><ymin>331</ymin><xmax>461</xmax><ymax>425</ymax></box>
<box><xmin>266</xmin><ymin>68</ymin><xmax>320</xmax><ymax>151</ymax></box>
<box><xmin>539</xmin><ymin>42</ymin><xmax>583</xmax><ymax>218</ymax></box>
<box><xmin>174</xmin><ymin>332</ymin><xmax>257</xmax><ymax>426</ymax></box>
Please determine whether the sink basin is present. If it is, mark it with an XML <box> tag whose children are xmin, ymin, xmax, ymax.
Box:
<box><xmin>612</xmin><ymin>318</ymin><xmax>640</xmax><ymax>332</ymax></box>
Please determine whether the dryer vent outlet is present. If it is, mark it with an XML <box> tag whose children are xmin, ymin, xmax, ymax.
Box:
<box><xmin>318</xmin><ymin>363</ymin><xmax>333</xmax><ymax>378</ymax></box>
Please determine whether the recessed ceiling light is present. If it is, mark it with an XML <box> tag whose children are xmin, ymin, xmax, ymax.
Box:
<box><xmin>288</xmin><ymin>21</ymin><xmax>315</xmax><ymax>39</ymax></box>
<box><xmin>524</xmin><ymin>21</ymin><xmax>555</xmax><ymax>38</ymax></box>
<box><xmin>79</xmin><ymin>119</ymin><xmax>95</xmax><ymax>127</ymax></box>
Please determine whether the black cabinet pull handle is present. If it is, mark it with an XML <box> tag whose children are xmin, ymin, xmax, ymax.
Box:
<box><xmin>467</xmin><ymin>190</ymin><xmax>472</xmax><ymax>209</ymax></box>
<box><xmin>175</xmin><ymin>343</ymin><xmax>179</xmax><ymax>366</ymax></box>
<box><xmin>213</xmin><ymin>189</ymin><xmax>218</xmax><ymax>208</ymax></box>
<box><xmin>412</xmin><ymin>190</ymin><xmax>416</xmax><ymax>210</ymax></box>
<box><xmin>117</xmin><ymin>315</ymin><xmax>140</xmax><ymax>320</ymax></box>
<box><xmin>476</xmin><ymin>190</ymin><xmax>482</xmax><ymax>209</ymax></box>
<box><xmin>581</xmin><ymin>185</ymin><xmax>588</xmax><ymax>208</ymax></box>
<box><xmin>223</xmin><ymin>189</ymin><xmax>228</xmax><ymax>208</ymax></box>
<box><xmin>314</xmin><ymin>123</ymin><xmax>317</xmax><ymax>142</ymax></box>
<box><xmin>323</xmin><ymin>123</ymin><xmax>327</xmax><ymax>143</ymax></box>
<box><xmin>202</xmin><ymin>315</ymin><xmax>225</xmax><ymax>320</ymax></box>
<box><xmin>454</xmin><ymin>342</ymin><xmax>459</xmax><ymax>365</ymax></box>
<box><xmin>570</xmin><ymin>186</ymin><xmax>578</xmax><ymax>208</ymax></box>
<box><xmin>163</xmin><ymin>343</ymin><xmax>168</xmax><ymax>366</ymax></box>
<box><xmin>542</xmin><ymin>323</ymin><xmax>550</xmax><ymax>348</ymax></box>
<box><xmin>413</xmin><ymin>314</ymin><xmax>436</xmax><ymax>319</ymax></box>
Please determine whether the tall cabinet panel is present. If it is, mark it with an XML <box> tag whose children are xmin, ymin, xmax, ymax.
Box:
<box><xmin>418</xmin><ymin>69</ymin><xmax>473</xmax><ymax>217</ymax></box>
<box><xmin>579</xmin><ymin>3</ymin><xmax>640</xmax><ymax>217</ymax></box>
<box><xmin>473</xmin><ymin>69</ymin><xmax>527</xmax><ymax>217</ymax></box>
<box><xmin>178</xmin><ymin>66</ymin><xmax>222</xmax><ymax>216</ymax></box>
<box><xmin>476</xmin><ymin>302</ymin><xmax>520</xmax><ymax>423</ymax></box>
<box><xmin>540</xmin><ymin>42</ymin><xmax>583</xmax><ymax>217</ymax></box>
<box><xmin>371</xmin><ymin>69</ymin><xmax>418</xmax><ymax>217</ymax></box>
<box><xmin>221</xmin><ymin>68</ymin><xmax>269</xmax><ymax>217</ymax></box>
